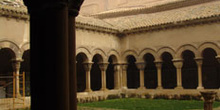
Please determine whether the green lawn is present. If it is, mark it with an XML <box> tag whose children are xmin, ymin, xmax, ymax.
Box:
<box><xmin>78</xmin><ymin>98</ymin><xmax>220</xmax><ymax>110</ymax></box>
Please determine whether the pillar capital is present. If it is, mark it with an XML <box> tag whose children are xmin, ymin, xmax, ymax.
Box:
<box><xmin>216</xmin><ymin>55</ymin><xmax>220</xmax><ymax>63</ymax></box>
<box><xmin>11</xmin><ymin>58</ymin><xmax>23</xmax><ymax>71</ymax></box>
<box><xmin>154</xmin><ymin>61</ymin><xmax>162</xmax><ymax>68</ymax></box>
<box><xmin>195</xmin><ymin>57</ymin><xmax>203</xmax><ymax>65</ymax></box>
<box><xmin>136</xmin><ymin>62</ymin><xmax>146</xmax><ymax>70</ymax></box>
<box><xmin>120</xmin><ymin>63</ymin><xmax>128</xmax><ymax>70</ymax></box>
<box><xmin>83</xmin><ymin>62</ymin><xmax>93</xmax><ymax>71</ymax></box>
<box><xmin>172</xmin><ymin>59</ymin><xmax>183</xmax><ymax>69</ymax></box>
<box><xmin>99</xmin><ymin>63</ymin><xmax>109</xmax><ymax>71</ymax></box>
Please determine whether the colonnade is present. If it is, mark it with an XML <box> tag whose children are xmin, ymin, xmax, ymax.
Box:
<box><xmin>76</xmin><ymin>49</ymin><xmax>220</xmax><ymax>92</ymax></box>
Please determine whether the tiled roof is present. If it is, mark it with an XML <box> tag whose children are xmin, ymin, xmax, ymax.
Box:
<box><xmin>101</xmin><ymin>1</ymin><xmax>220</xmax><ymax>32</ymax></box>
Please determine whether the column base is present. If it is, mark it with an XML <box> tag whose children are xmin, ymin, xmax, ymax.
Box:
<box><xmin>175</xmin><ymin>86</ymin><xmax>183</xmax><ymax>89</ymax></box>
<box><xmin>84</xmin><ymin>89</ymin><xmax>92</xmax><ymax>92</ymax></box>
<box><xmin>138</xmin><ymin>87</ymin><xmax>146</xmax><ymax>90</ymax></box>
<box><xmin>197</xmin><ymin>86</ymin><xmax>204</xmax><ymax>90</ymax></box>
<box><xmin>156</xmin><ymin>86</ymin><xmax>163</xmax><ymax>89</ymax></box>
<box><xmin>101</xmin><ymin>88</ymin><xmax>108</xmax><ymax>91</ymax></box>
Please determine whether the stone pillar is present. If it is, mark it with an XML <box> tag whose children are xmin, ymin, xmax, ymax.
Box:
<box><xmin>173</xmin><ymin>59</ymin><xmax>183</xmax><ymax>89</ymax></box>
<box><xmin>23</xmin><ymin>0</ymin><xmax>84</xmax><ymax>109</ymax></box>
<box><xmin>114</xmin><ymin>64</ymin><xmax>120</xmax><ymax>89</ymax></box>
<box><xmin>136</xmin><ymin>62</ymin><xmax>146</xmax><ymax>90</ymax></box>
<box><xmin>83</xmin><ymin>62</ymin><xmax>93</xmax><ymax>92</ymax></box>
<box><xmin>121</xmin><ymin>63</ymin><xmax>128</xmax><ymax>89</ymax></box>
<box><xmin>155</xmin><ymin>61</ymin><xmax>163</xmax><ymax>89</ymax></box>
<box><xmin>99</xmin><ymin>63</ymin><xmax>109</xmax><ymax>91</ymax></box>
<box><xmin>200</xmin><ymin>91</ymin><xmax>217</xmax><ymax>110</ymax></box>
<box><xmin>195</xmin><ymin>57</ymin><xmax>204</xmax><ymax>89</ymax></box>
<box><xmin>11</xmin><ymin>58</ymin><xmax>23</xmax><ymax>97</ymax></box>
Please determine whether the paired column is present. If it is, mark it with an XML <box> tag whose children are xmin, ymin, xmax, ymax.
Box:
<box><xmin>121</xmin><ymin>63</ymin><xmax>128</xmax><ymax>89</ymax></box>
<box><xmin>136</xmin><ymin>62</ymin><xmax>146</xmax><ymax>89</ymax></box>
<box><xmin>155</xmin><ymin>61</ymin><xmax>163</xmax><ymax>89</ymax></box>
<box><xmin>195</xmin><ymin>57</ymin><xmax>204</xmax><ymax>89</ymax></box>
<box><xmin>83</xmin><ymin>62</ymin><xmax>93</xmax><ymax>92</ymax></box>
<box><xmin>173</xmin><ymin>59</ymin><xmax>183</xmax><ymax>89</ymax></box>
<box><xmin>11</xmin><ymin>58</ymin><xmax>23</xmax><ymax>97</ymax></box>
<box><xmin>114</xmin><ymin>64</ymin><xmax>120</xmax><ymax>89</ymax></box>
<box><xmin>99</xmin><ymin>63</ymin><xmax>108</xmax><ymax>91</ymax></box>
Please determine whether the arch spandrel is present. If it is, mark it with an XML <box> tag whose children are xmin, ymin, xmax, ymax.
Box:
<box><xmin>20</xmin><ymin>42</ymin><xmax>30</xmax><ymax>55</ymax></box>
<box><xmin>157</xmin><ymin>47</ymin><xmax>176</xmax><ymax>61</ymax></box>
<box><xmin>122</xmin><ymin>50</ymin><xmax>138</xmax><ymax>63</ymax></box>
<box><xmin>176</xmin><ymin>44</ymin><xmax>199</xmax><ymax>59</ymax></box>
<box><xmin>198</xmin><ymin>42</ymin><xmax>220</xmax><ymax>57</ymax></box>
<box><xmin>138</xmin><ymin>48</ymin><xmax>157</xmax><ymax>62</ymax></box>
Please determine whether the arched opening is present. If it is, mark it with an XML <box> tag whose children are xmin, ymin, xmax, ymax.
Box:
<box><xmin>161</xmin><ymin>52</ymin><xmax>176</xmax><ymax>89</ymax></box>
<box><xmin>0</xmin><ymin>48</ymin><xmax>15</xmax><ymax>98</ymax></box>
<box><xmin>106</xmin><ymin>55</ymin><xmax>117</xmax><ymax>90</ymax></box>
<box><xmin>126</xmin><ymin>55</ymin><xmax>139</xmax><ymax>89</ymax></box>
<box><xmin>144</xmin><ymin>53</ymin><xmax>157</xmax><ymax>89</ymax></box>
<box><xmin>20</xmin><ymin>50</ymin><xmax>30</xmax><ymax>96</ymax></box>
<box><xmin>91</xmin><ymin>54</ymin><xmax>102</xmax><ymax>91</ymax></box>
<box><xmin>181</xmin><ymin>50</ymin><xmax>198</xmax><ymax>89</ymax></box>
<box><xmin>76</xmin><ymin>53</ymin><xmax>87</xmax><ymax>92</ymax></box>
<box><xmin>202</xmin><ymin>48</ymin><xmax>220</xmax><ymax>89</ymax></box>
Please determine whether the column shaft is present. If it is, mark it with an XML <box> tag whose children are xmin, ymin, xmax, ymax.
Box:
<box><xmin>121</xmin><ymin>64</ymin><xmax>128</xmax><ymax>89</ymax></box>
<box><xmin>136</xmin><ymin>62</ymin><xmax>146</xmax><ymax>89</ymax></box>
<box><xmin>173</xmin><ymin>59</ymin><xmax>183</xmax><ymax>89</ymax></box>
<box><xmin>12</xmin><ymin>58</ymin><xmax>23</xmax><ymax>97</ymax></box>
<box><xmin>114</xmin><ymin>65</ymin><xmax>120</xmax><ymax>89</ymax></box>
<box><xmin>195</xmin><ymin>58</ymin><xmax>204</xmax><ymax>89</ymax></box>
<box><xmin>155</xmin><ymin>61</ymin><xmax>163</xmax><ymax>89</ymax></box>
<box><xmin>83</xmin><ymin>63</ymin><xmax>92</xmax><ymax>92</ymax></box>
<box><xmin>99</xmin><ymin>63</ymin><xmax>108</xmax><ymax>91</ymax></box>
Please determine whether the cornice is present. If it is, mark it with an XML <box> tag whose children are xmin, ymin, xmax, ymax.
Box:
<box><xmin>75</xmin><ymin>22</ymin><xmax>119</xmax><ymax>34</ymax></box>
<box><xmin>91</xmin><ymin>0</ymin><xmax>216</xmax><ymax>19</ymax></box>
<box><xmin>0</xmin><ymin>4</ymin><xmax>29</xmax><ymax>20</ymax></box>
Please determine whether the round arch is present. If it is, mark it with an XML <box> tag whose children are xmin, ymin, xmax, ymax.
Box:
<box><xmin>176</xmin><ymin>44</ymin><xmax>199</xmax><ymax>59</ymax></box>
<box><xmin>157</xmin><ymin>47</ymin><xmax>176</xmax><ymax>61</ymax></box>
<box><xmin>76</xmin><ymin>47</ymin><xmax>92</xmax><ymax>62</ymax></box>
<box><xmin>139</xmin><ymin>48</ymin><xmax>157</xmax><ymax>62</ymax></box>
<box><xmin>107</xmin><ymin>49</ymin><xmax>120</xmax><ymax>63</ymax></box>
<box><xmin>198</xmin><ymin>42</ymin><xmax>220</xmax><ymax>57</ymax></box>
<box><xmin>92</xmin><ymin>48</ymin><xmax>107</xmax><ymax>63</ymax></box>
<box><xmin>122</xmin><ymin>50</ymin><xmax>138</xmax><ymax>63</ymax></box>
<box><xmin>0</xmin><ymin>40</ymin><xmax>20</xmax><ymax>58</ymax></box>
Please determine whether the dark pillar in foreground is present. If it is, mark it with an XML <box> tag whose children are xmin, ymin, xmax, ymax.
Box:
<box><xmin>200</xmin><ymin>91</ymin><xmax>217</xmax><ymax>110</ymax></box>
<box><xmin>68</xmin><ymin>0</ymin><xmax>84</xmax><ymax>110</ymax></box>
<box><xmin>23</xmin><ymin>0</ymin><xmax>83</xmax><ymax>110</ymax></box>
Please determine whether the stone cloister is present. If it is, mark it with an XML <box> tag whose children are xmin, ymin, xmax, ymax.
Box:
<box><xmin>0</xmin><ymin>0</ymin><xmax>220</xmax><ymax>105</ymax></box>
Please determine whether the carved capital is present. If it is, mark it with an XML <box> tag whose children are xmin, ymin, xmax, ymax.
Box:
<box><xmin>11</xmin><ymin>58</ymin><xmax>23</xmax><ymax>71</ymax></box>
<box><xmin>136</xmin><ymin>62</ymin><xmax>146</xmax><ymax>70</ymax></box>
<box><xmin>194</xmin><ymin>57</ymin><xmax>203</xmax><ymax>66</ymax></box>
<box><xmin>121</xmin><ymin>63</ymin><xmax>128</xmax><ymax>70</ymax></box>
<box><xmin>200</xmin><ymin>91</ymin><xmax>217</xmax><ymax>103</ymax></box>
<box><xmin>154</xmin><ymin>61</ymin><xmax>162</xmax><ymax>68</ymax></box>
<box><xmin>83</xmin><ymin>62</ymin><xmax>93</xmax><ymax>71</ymax></box>
<box><xmin>99</xmin><ymin>63</ymin><xmax>109</xmax><ymax>71</ymax></box>
<box><xmin>68</xmin><ymin>0</ymin><xmax>84</xmax><ymax>16</ymax></box>
<box><xmin>172</xmin><ymin>59</ymin><xmax>183</xmax><ymax>69</ymax></box>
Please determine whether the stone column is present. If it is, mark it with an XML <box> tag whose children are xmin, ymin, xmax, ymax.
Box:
<box><xmin>200</xmin><ymin>91</ymin><xmax>217</xmax><ymax>110</ymax></box>
<box><xmin>216</xmin><ymin>55</ymin><xmax>220</xmax><ymax>89</ymax></box>
<box><xmin>83</xmin><ymin>62</ymin><xmax>93</xmax><ymax>92</ymax></box>
<box><xmin>99</xmin><ymin>63</ymin><xmax>109</xmax><ymax>91</ymax></box>
<box><xmin>195</xmin><ymin>57</ymin><xmax>204</xmax><ymax>89</ymax></box>
<box><xmin>23</xmin><ymin>0</ymin><xmax>84</xmax><ymax>109</ymax></box>
<box><xmin>173</xmin><ymin>59</ymin><xmax>183</xmax><ymax>89</ymax></box>
<box><xmin>121</xmin><ymin>63</ymin><xmax>128</xmax><ymax>89</ymax></box>
<box><xmin>155</xmin><ymin>61</ymin><xmax>163</xmax><ymax>89</ymax></box>
<box><xmin>114</xmin><ymin>64</ymin><xmax>120</xmax><ymax>90</ymax></box>
<box><xmin>136</xmin><ymin>62</ymin><xmax>146</xmax><ymax>90</ymax></box>
<box><xmin>11</xmin><ymin>58</ymin><xmax>23</xmax><ymax>97</ymax></box>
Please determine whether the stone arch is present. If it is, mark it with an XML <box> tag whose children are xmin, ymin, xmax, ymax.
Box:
<box><xmin>76</xmin><ymin>47</ymin><xmax>92</xmax><ymax>62</ymax></box>
<box><xmin>92</xmin><ymin>48</ymin><xmax>107</xmax><ymax>62</ymax></box>
<box><xmin>198</xmin><ymin>42</ymin><xmax>220</xmax><ymax>57</ymax></box>
<box><xmin>76</xmin><ymin>52</ymin><xmax>89</xmax><ymax>63</ymax></box>
<box><xmin>157</xmin><ymin>47</ymin><xmax>175</xmax><ymax>61</ymax></box>
<box><xmin>139</xmin><ymin>48</ymin><xmax>157</xmax><ymax>62</ymax></box>
<box><xmin>122</xmin><ymin>50</ymin><xmax>138</xmax><ymax>63</ymax></box>
<box><xmin>0</xmin><ymin>40</ymin><xmax>20</xmax><ymax>58</ymax></box>
<box><xmin>176</xmin><ymin>44</ymin><xmax>199</xmax><ymax>59</ymax></box>
<box><xmin>107</xmin><ymin>49</ymin><xmax>120</xmax><ymax>63</ymax></box>
<box><xmin>20</xmin><ymin>42</ymin><xmax>30</xmax><ymax>55</ymax></box>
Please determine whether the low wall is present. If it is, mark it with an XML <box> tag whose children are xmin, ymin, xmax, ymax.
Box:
<box><xmin>0</xmin><ymin>97</ymin><xmax>30</xmax><ymax>110</ymax></box>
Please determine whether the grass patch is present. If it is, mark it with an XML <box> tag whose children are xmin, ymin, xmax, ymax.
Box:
<box><xmin>78</xmin><ymin>98</ymin><xmax>220</xmax><ymax>110</ymax></box>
